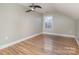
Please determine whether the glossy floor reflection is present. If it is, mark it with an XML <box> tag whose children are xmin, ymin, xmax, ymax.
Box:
<box><xmin>0</xmin><ymin>34</ymin><xmax>79</xmax><ymax>55</ymax></box>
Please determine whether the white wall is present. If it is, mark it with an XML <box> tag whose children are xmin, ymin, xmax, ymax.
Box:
<box><xmin>0</xmin><ymin>4</ymin><xmax>42</xmax><ymax>46</ymax></box>
<box><xmin>76</xmin><ymin>20</ymin><xmax>79</xmax><ymax>41</ymax></box>
<box><xmin>75</xmin><ymin>20</ymin><xmax>79</xmax><ymax>46</ymax></box>
<box><xmin>43</xmin><ymin>12</ymin><xmax>75</xmax><ymax>36</ymax></box>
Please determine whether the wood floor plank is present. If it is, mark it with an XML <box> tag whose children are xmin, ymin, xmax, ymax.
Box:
<box><xmin>0</xmin><ymin>34</ymin><xmax>79</xmax><ymax>55</ymax></box>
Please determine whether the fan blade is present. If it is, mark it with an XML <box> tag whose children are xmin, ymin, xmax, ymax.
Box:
<box><xmin>29</xmin><ymin>3</ymin><xmax>42</xmax><ymax>9</ymax></box>
<box><xmin>34</xmin><ymin>5</ymin><xmax>42</xmax><ymax>8</ymax></box>
<box><xmin>26</xmin><ymin>10</ymin><xmax>32</xmax><ymax>12</ymax></box>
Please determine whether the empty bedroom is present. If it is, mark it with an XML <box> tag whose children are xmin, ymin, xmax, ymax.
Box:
<box><xmin>0</xmin><ymin>3</ymin><xmax>79</xmax><ymax>55</ymax></box>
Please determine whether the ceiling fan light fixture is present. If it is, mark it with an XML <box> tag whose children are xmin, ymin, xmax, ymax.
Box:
<box><xmin>26</xmin><ymin>3</ymin><xmax>42</xmax><ymax>12</ymax></box>
<box><xmin>31</xmin><ymin>8</ymin><xmax>34</xmax><ymax>11</ymax></box>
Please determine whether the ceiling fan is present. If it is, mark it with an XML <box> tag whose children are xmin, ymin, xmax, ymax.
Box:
<box><xmin>26</xmin><ymin>3</ymin><xmax>42</xmax><ymax>12</ymax></box>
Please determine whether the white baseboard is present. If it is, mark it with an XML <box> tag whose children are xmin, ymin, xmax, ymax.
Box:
<box><xmin>42</xmin><ymin>32</ymin><xmax>79</xmax><ymax>46</ymax></box>
<box><xmin>42</xmin><ymin>32</ymin><xmax>76</xmax><ymax>38</ymax></box>
<box><xmin>0</xmin><ymin>33</ymin><xmax>42</xmax><ymax>49</ymax></box>
<box><xmin>75</xmin><ymin>37</ymin><xmax>79</xmax><ymax>46</ymax></box>
<box><xmin>0</xmin><ymin>32</ymin><xmax>77</xmax><ymax>49</ymax></box>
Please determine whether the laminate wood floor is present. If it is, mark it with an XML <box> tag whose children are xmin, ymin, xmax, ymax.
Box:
<box><xmin>0</xmin><ymin>34</ymin><xmax>79</xmax><ymax>55</ymax></box>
